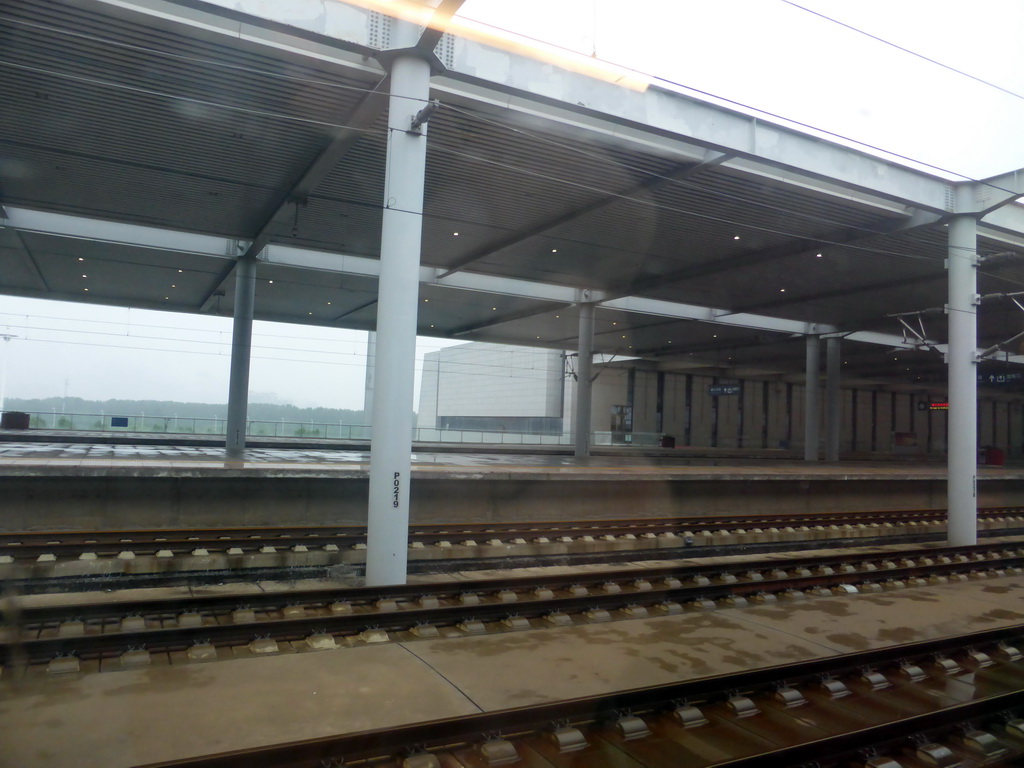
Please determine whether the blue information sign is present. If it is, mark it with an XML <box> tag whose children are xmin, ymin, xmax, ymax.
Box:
<box><xmin>709</xmin><ymin>385</ymin><xmax>741</xmax><ymax>396</ymax></box>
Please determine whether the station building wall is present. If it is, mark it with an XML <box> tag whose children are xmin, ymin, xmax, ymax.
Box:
<box><xmin>417</xmin><ymin>342</ymin><xmax>1021</xmax><ymax>455</ymax></box>
<box><xmin>586</xmin><ymin>368</ymin><xmax>1020</xmax><ymax>456</ymax></box>
<box><xmin>417</xmin><ymin>342</ymin><xmax>566</xmax><ymax>433</ymax></box>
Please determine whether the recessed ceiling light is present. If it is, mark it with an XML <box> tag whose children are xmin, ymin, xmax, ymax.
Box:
<box><xmin>81</xmin><ymin>274</ymin><xmax>87</xmax><ymax>278</ymax></box>
<box><xmin>780</xmin><ymin>288</ymin><xmax>785</xmax><ymax>292</ymax></box>
<box><xmin>164</xmin><ymin>296</ymin><xmax>169</xmax><ymax>300</ymax></box>
<box><xmin>491</xmin><ymin>307</ymin><xmax>496</xmax><ymax>311</ymax></box>
<box><xmin>733</xmin><ymin>235</ymin><xmax>741</xmax><ymax>240</ymax></box>
<box><xmin>171</xmin><ymin>284</ymin><xmax>176</xmax><ymax>288</ymax></box>
<box><xmin>308</xmin><ymin>312</ymin><xmax>312</xmax><ymax>315</ymax></box>
<box><xmin>424</xmin><ymin>298</ymin><xmax>429</xmax><ymax>302</ymax></box>
<box><xmin>327</xmin><ymin>301</ymin><xmax>331</xmax><ymax>305</ymax></box>
<box><xmin>621</xmin><ymin>335</ymin><xmax>626</xmax><ymax>339</ymax></box>
<box><xmin>815</xmin><ymin>253</ymin><xmax>823</xmax><ymax>258</ymax></box>
<box><xmin>713</xmin><ymin>334</ymin><xmax>717</xmax><ymax>338</ymax></box>
<box><xmin>268</xmin><ymin>280</ymin><xmax>273</xmax><ymax>284</ymax></box>
<box><xmin>430</xmin><ymin>324</ymin><xmax>434</xmax><ymax>328</ymax></box>
<box><xmin>83</xmin><ymin>288</ymin><xmax>89</xmax><ymax>291</ymax></box>
<box><xmin>178</xmin><ymin>269</ymin><xmax>183</xmax><ymax>273</ymax></box>
<box><xmin>77</xmin><ymin>257</ymin><xmax>84</xmax><ymax>262</ymax></box>
<box><xmin>555</xmin><ymin>315</ymin><xmax>560</xmax><ymax>318</ymax></box>
<box><xmin>551</xmin><ymin>249</ymin><xmax>558</xmax><ymax>253</ymax></box>
<box><xmin>612</xmin><ymin>322</ymin><xmax>617</xmax><ymax>326</ymax></box>
<box><xmin>668</xmin><ymin>340</ymin><xmax>672</xmax><ymax>344</ymax></box>
<box><xmin>453</xmin><ymin>232</ymin><xmax>459</xmax><ymax>236</ymax></box>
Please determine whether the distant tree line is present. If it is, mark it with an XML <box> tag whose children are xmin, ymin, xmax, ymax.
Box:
<box><xmin>6</xmin><ymin>397</ymin><xmax>368</xmax><ymax>426</ymax></box>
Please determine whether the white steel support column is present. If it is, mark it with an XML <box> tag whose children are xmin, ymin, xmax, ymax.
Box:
<box><xmin>804</xmin><ymin>335</ymin><xmax>821</xmax><ymax>461</ymax></box>
<box><xmin>824</xmin><ymin>336</ymin><xmax>841</xmax><ymax>462</ymax></box>
<box><xmin>366</xmin><ymin>45</ymin><xmax>431</xmax><ymax>586</ymax></box>
<box><xmin>363</xmin><ymin>330</ymin><xmax>376</xmax><ymax>422</ymax></box>
<box><xmin>947</xmin><ymin>199</ymin><xmax>979</xmax><ymax>547</ymax></box>
<box><xmin>574</xmin><ymin>302</ymin><xmax>595</xmax><ymax>457</ymax></box>
<box><xmin>225</xmin><ymin>255</ymin><xmax>256</xmax><ymax>459</ymax></box>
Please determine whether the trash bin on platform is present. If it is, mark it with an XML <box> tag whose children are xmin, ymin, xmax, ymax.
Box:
<box><xmin>985</xmin><ymin>446</ymin><xmax>1006</xmax><ymax>466</ymax></box>
<box><xmin>0</xmin><ymin>411</ymin><xmax>30</xmax><ymax>429</ymax></box>
<box><xmin>659</xmin><ymin>435</ymin><xmax>676</xmax><ymax>449</ymax></box>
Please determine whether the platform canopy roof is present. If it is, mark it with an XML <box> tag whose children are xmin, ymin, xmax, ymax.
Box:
<box><xmin>2</xmin><ymin>0</ymin><xmax>1024</xmax><ymax>390</ymax></box>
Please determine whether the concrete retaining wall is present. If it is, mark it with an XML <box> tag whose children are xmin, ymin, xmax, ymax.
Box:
<box><xmin>4</xmin><ymin>475</ymin><xmax>1024</xmax><ymax>531</ymax></box>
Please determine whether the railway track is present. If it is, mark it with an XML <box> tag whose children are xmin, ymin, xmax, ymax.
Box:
<box><xmin>136</xmin><ymin>622</ymin><xmax>1024</xmax><ymax>768</ymax></box>
<box><xmin>5</xmin><ymin>540</ymin><xmax>1023</xmax><ymax>672</ymax></box>
<box><xmin>2</xmin><ymin>506</ymin><xmax>1022</xmax><ymax>562</ymax></box>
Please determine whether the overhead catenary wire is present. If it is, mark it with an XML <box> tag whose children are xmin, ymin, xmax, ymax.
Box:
<box><xmin>779</xmin><ymin>0</ymin><xmax>1024</xmax><ymax>104</ymax></box>
<box><xmin>0</xmin><ymin>317</ymin><xmax>570</xmax><ymax>380</ymax></box>
<box><xmin>0</xmin><ymin>334</ymin><xmax>575</xmax><ymax>386</ymax></box>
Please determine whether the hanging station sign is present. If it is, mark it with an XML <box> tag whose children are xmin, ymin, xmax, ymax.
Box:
<box><xmin>709</xmin><ymin>384</ymin><xmax>741</xmax><ymax>396</ymax></box>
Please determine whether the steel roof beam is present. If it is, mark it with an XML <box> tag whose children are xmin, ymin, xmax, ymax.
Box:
<box><xmin>437</xmin><ymin>52</ymin><xmax>955</xmax><ymax>212</ymax></box>
<box><xmin>970</xmin><ymin>168</ymin><xmax>1024</xmax><ymax>216</ymax></box>
<box><xmin>99</xmin><ymin>0</ymin><xmax>1024</xmax><ymax>230</ymax></box>
<box><xmin>196</xmin><ymin>1</ymin><xmax>465</xmax><ymax>314</ymax></box>
<box><xmin>599</xmin><ymin>295</ymin><xmax>836</xmax><ymax>336</ymax></box>
<box><xmin>242</xmin><ymin>83</ymin><xmax>391</xmax><ymax>262</ymax></box>
<box><xmin>196</xmin><ymin>81</ymin><xmax>392</xmax><ymax>313</ymax></box>
<box><xmin>980</xmin><ymin>202</ymin><xmax>1024</xmax><ymax>247</ymax></box>
<box><xmin>4</xmin><ymin>207</ymin><xmax>236</xmax><ymax>258</ymax></box>
<box><xmin>0</xmin><ymin>206</ymin><xmax>965</xmax><ymax>355</ymax></box>
<box><xmin>0</xmin><ymin>207</ymin><xmax>50</xmax><ymax>292</ymax></box>
<box><xmin>450</xmin><ymin>302</ymin><xmax>569</xmax><ymax>337</ymax></box>
<box><xmin>728</xmin><ymin>273</ymin><xmax>945</xmax><ymax>316</ymax></box>
<box><xmin>265</xmin><ymin>242</ymin><xmax>604</xmax><ymax>304</ymax></box>
<box><xmin>102</xmin><ymin>0</ymin><xmax>1012</xmax><ymax>220</ymax></box>
<box><xmin>619</xmin><ymin>210</ymin><xmax>942</xmax><ymax>299</ymax></box>
<box><xmin>438</xmin><ymin>151</ymin><xmax>730</xmax><ymax>278</ymax></box>
<box><xmin>415</xmin><ymin>0</ymin><xmax>465</xmax><ymax>53</ymax></box>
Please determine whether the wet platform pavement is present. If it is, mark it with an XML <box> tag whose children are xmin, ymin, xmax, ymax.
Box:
<box><xmin>1</xmin><ymin>438</ymin><xmax>1022</xmax><ymax>481</ymax></box>
<box><xmin>3</xmin><ymin>540</ymin><xmax>1024</xmax><ymax>768</ymax></box>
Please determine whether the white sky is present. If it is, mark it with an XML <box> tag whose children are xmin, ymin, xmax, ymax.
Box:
<box><xmin>3</xmin><ymin>0</ymin><xmax>1024</xmax><ymax>412</ymax></box>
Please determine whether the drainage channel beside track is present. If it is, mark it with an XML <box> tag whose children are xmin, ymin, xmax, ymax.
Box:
<box><xmin>137</xmin><ymin>623</ymin><xmax>1024</xmax><ymax>768</ymax></box>
<box><xmin>5</xmin><ymin>540</ymin><xmax>1024</xmax><ymax>674</ymax></box>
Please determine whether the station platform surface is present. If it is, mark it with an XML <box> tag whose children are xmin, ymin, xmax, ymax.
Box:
<box><xmin>3</xmin><ymin>540</ymin><xmax>1024</xmax><ymax>768</ymax></box>
<box><xmin>4</xmin><ymin>436</ymin><xmax>1024</xmax><ymax>530</ymax></box>
<box><xmin>0</xmin><ymin>439</ymin><xmax>1021</xmax><ymax>481</ymax></box>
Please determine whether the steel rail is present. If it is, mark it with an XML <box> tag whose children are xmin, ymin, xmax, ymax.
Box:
<box><xmin>3</xmin><ymin>507</ymin><xmax>1015</xmax><ymax>559</ymax></box>
<box><xmin>710</xmin><ymin>691</ymin><xmax>1024</xmax><ymax>768</ymax></box>
<box><xmin>9</xmin><ymin>540</ymin><xmax>1020</xmax><ymax>625</ymax></box>
<box><xmin>7</xmin><ymin>548</ymin><xmax>1023</xmax><ymax>666</ymax></box>
<box><xmin>135</xmin><ymin>623</ymin><xmax>1024</xmax><ymax>767</ymax></box>
<box><xmin>6</xmin><ymin>536</ymin><xmax>1015</xmax><ymax>626</ymax></box>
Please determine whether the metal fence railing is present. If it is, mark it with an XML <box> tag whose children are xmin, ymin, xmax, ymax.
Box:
<box><xmin>14</xmin><ymin>412</ymin><xmax>370</xmax><ymax>439</ymax></box>
<box><xmin>10</xmin><ymin>412</ymin><xmax>680</xmax><ymax>448</ymax></box>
